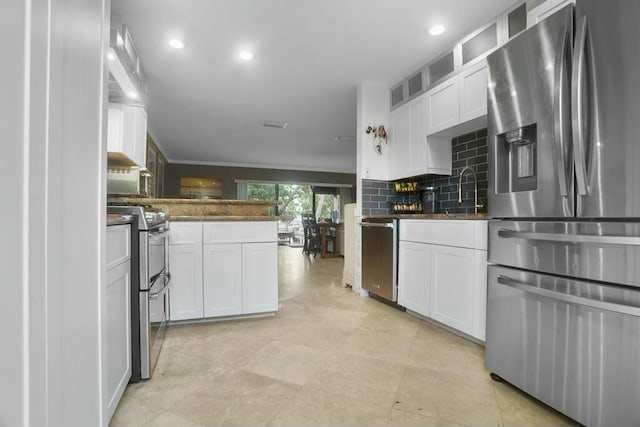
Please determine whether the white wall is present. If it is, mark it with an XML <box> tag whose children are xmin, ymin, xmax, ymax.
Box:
<box><xmin>356</xmin><ymin>81</ymin><xmax>391</xmax><ymax>183</ymax></box>
<box><xmin>354</xmin><ymin>81</ymin><xmax>389</xmax><ymax>294</ymax></box>
<box><xmin>1</xmin><ymin>0</ymin><xmax>108</xmax><ymax>426</ymax></box>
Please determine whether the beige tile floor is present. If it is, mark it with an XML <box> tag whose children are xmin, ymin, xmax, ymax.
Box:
<box><xmin>111</xmin><ymin>246</ymin><xmax>579</xmax><ymax>427</ymax></box>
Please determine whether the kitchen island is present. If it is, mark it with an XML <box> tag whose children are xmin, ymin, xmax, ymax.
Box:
<box><xmin>107</xmin><ymin>198</ymin><xmax>283</xmax><ymax>324</ymax></box>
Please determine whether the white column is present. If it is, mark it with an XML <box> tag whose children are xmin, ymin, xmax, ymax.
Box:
<box><xmin>1</xmin><ymin>0</ymin><xmax>109</xmax><ymax>425</ymax></box>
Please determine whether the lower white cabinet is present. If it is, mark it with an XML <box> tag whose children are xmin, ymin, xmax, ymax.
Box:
<box><xmin>397</xmin><ymin>220</ymin><xmax>488</xmax><ymax>341</ymax></box>
<box><xmin>398</xmin><ymin>241</ymin><xmax>431</xmax><ymax>316</ymax></box>
<box><xmin>430</xmin><ymin>245</ymin><xmax>475</xmax><ymax>335</ymax></box>
<box><xmin>105</xmin><ymin>224</ymin><xmax>132</xmax><ymax>424</ymax></box>
<box><xmin>169</xmin><ymin>222</ymin><xmax>204</xmax><ymax>321</ymax></box>
<box><xmin>168</xmin><ymin>221</ymin><xmax>278</xmax><ymax>322</ymax></box>
<box><xmin>242</xmin><ymin>242</ymin><xmax>279</xmax><ymax>314</ymax></box>
<box><xmin>203</xmin><ymin>243</ymin><xmax>243</xmax><ymax>317</ymax></box>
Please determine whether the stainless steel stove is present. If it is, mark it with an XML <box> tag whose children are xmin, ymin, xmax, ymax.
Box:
<box><xmin>107</xmin><ymin>204</ymin><xmax>171</xmax><ymax>381</ymax></box>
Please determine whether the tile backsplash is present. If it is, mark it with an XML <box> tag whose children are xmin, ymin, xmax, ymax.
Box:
<box><xmin>425</xmin><ymin>128</ymin><xmax>488</xmax><ymax>214</ymax></box>
<box><xmin>361</xmin><ymin>179</ymin><xmax>396</xmax><ymax>215</ymax></box>
<box><xmin>360</xmin><ymin>128</ymin><xmax>488</xmax><ymax>216</ymax></box>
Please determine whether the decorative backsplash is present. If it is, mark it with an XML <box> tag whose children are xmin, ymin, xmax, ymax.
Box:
<box><xmin>425</xmin><ymin>128</ymin><xmax>488</xmax><ymax>214</ymax></box>
<box><xmin>361</xmin><ymin>179</ymin><xmax>396</xmax><ymax>216</ymax></box>
<box><xmin>360</xmin><ymin>128</ymin><xmax>488</xmax><ymax>216</ymax></box>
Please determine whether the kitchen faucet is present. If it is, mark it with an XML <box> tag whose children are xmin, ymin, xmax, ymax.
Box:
<box><xmin>458</xmin><ymin>166</ymin><xmax>483</xmax><ymax>214</ymax></box>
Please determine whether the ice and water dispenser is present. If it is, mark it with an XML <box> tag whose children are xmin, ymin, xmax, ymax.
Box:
<box><xmin>495</xmin><ymin>124</ymin><xmax>537</xmax><ymax>193</ymax></box>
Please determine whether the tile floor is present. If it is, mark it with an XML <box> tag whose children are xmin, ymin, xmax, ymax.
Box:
<box><xmin>111</xmin><ymin>246</ymin><xmax>579</xmax><ymax>427</ymax></box>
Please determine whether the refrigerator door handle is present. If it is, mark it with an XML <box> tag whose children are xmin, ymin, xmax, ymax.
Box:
<box><xmin>572</xmin><ymin>16</ymin><xmax>601</xmax><ymax>202</ymax></box>
<box><xmin>497</xmin><ymin>275</ymin><xmax>640</xmax><ymax>317</ymax></box>
<box><xmin>553</xmin><ymin>25</ymin><xmax>573</xmax><ymax>216</ymax></box>
<box><xmin>498</xmin><ymin>228</ymin><xmax>640</xmax><ymax>245</ymax></box>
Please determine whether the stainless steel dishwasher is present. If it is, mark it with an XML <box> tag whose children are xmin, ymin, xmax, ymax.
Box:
<box><xmin>360</xmin><ymin>218</ymin><xmax>398</xmax><ymax>302</ymax></box>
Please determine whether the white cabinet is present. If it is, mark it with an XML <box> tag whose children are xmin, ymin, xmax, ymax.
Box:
<box><xmin>203</xmin><ymin>243</ymin><xmax>243</xmax><ymax>317</ymax></box>
<box><xmin>242</xmin><ymin>243</ymin><xmax>279</xmax><ymax>314</ymax></box>
<box><xmin>397</xmin><ymin>220</ymin><xmax>488</xmax><ymax>341</ymax></box>
<box><xmin>389</xmin><ymin>94</ymin><xmax>450</xmax><ymax>179</ymax></box>
<box><xmin>425</xmin><ymin>78</ymin><xmax>460</xmax><ymax>135</ymax></box>
<box><xmin>107</xmin><ymin>103</ymin><xmax>147</xmax><ymax>167</ymax></box>
<box><xmin>168</xmin><ymin>221</ymin><xmax>278</xmax><ymax>322</ymax></box>
<box><xmin>169</xmin><ymin>222</ymin><xmax>204</xmax><ymax>321</ymax></box>
<box><xmin>425</xmin><ymin>59</ymin><xmax>488</xmax><ymax>137</ymax></box>
<box><xmin>407</xmin><ymin>97</ymin><xmax>427</xmax><ymax>175</ymax></box>
<box><xmin>105</xmin><ymin>224</ymin><xmax>132</xmax><ymax>424</ymax></box>
<box><xmin>527</xmin><ymin>0</ymin><xmax>574</xmax><ymax>28</ymax></box>
<box><xmin>430</xmin><ymin>245</ymin><xmax>475</xmax><ymax>335</ymax></box>
<box><xmin>459</xmin><ymin>60</ymin><xmax>488</xmax><ymax>123</ymax></box>
<box><xmin>389</xmin><ymin>101</ymin><xmax>410</xmax><ymax>179</ymax></box>
<box><xmin>398</xmin><ymin>241</ymin><xmax>431</xmax><ymax>317</ymax></box>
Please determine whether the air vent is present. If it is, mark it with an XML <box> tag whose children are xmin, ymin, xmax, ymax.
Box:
<box><xmin>262</xmin><ymin>120</ymin><xmax>288</xmax><ymax>129</ymax></box>
<box><xmin>334</xmin><ymin>136</ymin><xmax>356</xmax><ymax>141</ymax></box>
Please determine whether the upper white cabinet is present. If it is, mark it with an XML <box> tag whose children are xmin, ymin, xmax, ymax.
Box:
<box><xmin>425</xmin><ymin>78</ymin><xmax>460</xmax><ymax>135</ymax></box>
<box><xmin>460</xmin><ymin>21</ymin><xmax>502</xmax><ymax>69</ymax></box>
<box><xmin>425</xmin><ymin>59</ymin><xmax>488</xmax><ymax>136</ymax></box>
<box><xmin>389</xmin><ymin>101</ymin><xmax>410</xmax><ymax>178</ymax></box>
<box><xmin>459</xmin><ymin>60</ymin><xmax>488</xmax><ymax>124</ymax></box>
<box><xmin>389</xmin><ymin>94</ymin><xmax>450</xmax><ymax>179</ymax></box>
<box><xmin>502</xmin><ymin>2</ymin><xmax>527</xmax><ymax>41</ymax></box>
<box><xmin>398</xmin><ymin>219</ymin><xmax>488</xmax><ymax>341</ymax></box>
<box><xmin>107</xmin><ymin>103</ymin><xmax>147</xmax><ymax>167</ymax></box>
<box><xmin>527</xmin><ymin>0</ymin><xmax>574</xmax><ymax>27</ymax></box>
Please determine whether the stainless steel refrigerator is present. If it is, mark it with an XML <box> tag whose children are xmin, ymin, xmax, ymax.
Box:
<box><xmin>486</xmin><ymin>2</ymin><xmax>640</xmax><ymax>426</ymax></box>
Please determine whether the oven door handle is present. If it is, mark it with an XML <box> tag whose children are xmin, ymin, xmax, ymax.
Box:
<box><xmin>149</xmin><ymin>273</ymin><xmax>171</xmax><ymax>300</ymax></box>
<box><xmin>148</xmin><ymin>230</ymin><xmax>170</xmax><ymax>241</ymax></box>
<box><xmin>359</xmin><ymin>222</ymin><xmax>395</xmax><ymax>229</ymax></box>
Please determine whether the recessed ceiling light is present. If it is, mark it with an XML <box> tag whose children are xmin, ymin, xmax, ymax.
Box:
<box><xmin>239</xmin><ymin>51</ymin><xmax>254</xmax><ymax>61</ymax></box>
<box><xmin>107</xmin><ymin>52</ymin><xmax>115</xmax><ymax>61</ymax></box>
<box><xmin>127</xmin><ymin>91</ymin><xmax>139</xmax><ymax>99</ymax></box>
<box><xmin>429</xmin><ymin>25</ymin><xmax>445</xmax><ymax>36</ymax></box>
<box><xmin>168</xmin><ymin>39</ymin><xmax>185</xmax><ymax>49</ymax></box>
<box><xmin>262</xmin><ymin>120</ymin><xmax>287</xmax><ymax>129</ymax></box>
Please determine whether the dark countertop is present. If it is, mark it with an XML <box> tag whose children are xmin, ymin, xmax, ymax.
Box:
<box><xmin>171</xmin><ymin>215</ymin><xmax>290</xmax><ymax>222</ymax></box>
<box><xmin>363</xmin><ymin>213</ymin><xmax>490</xmax><ymax>220</ymax></box>
<box><xmin>108</xmin><ymin>197</ymin><xmax>280</xmax><ymax>206</ymax></box>
<box><xmin>107</xmin><ymin>213</ymin><xmax>136</xmax><ymax>226</ymax></box>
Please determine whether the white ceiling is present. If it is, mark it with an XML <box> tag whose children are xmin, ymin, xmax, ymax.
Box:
<box><xmin>111</xmin><ymin>0</ymin><xmax>515</xmax><ymax>173</ymax></box>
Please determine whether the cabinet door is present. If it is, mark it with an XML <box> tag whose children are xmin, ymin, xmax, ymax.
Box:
<box><xmin>398</xmin><ymin>241</ymin><xmax>431</xmax><ymax>317</ymax></box>
<box><xmin>430</xmin><ymin>245</ymin><xmax>474</xmax><ymax>335</ymax></box>
<box><xmin>169</xmin><ymin>242</ymin><xmax>204</xmax><ymax>321</ymax></box>
<box><xmin>134</xmin><ymin>106</ymin><xmax>148</xmax><ymax>167</ymax></box>
<box><xmin>425</xmin><ymin>78</ymin><xmax>459</xmax><ymax>135</ymax></box>
<box><xmin>459</xmin><ymin>60</ymin><xmax>488</xmax><ymax>124</ymax></box>
<box><xmin>107</xmin><ymin>104</ymin><xmax>124</xmax><ymax>153</ymax></box>
<box><xmin>408</xmin><ymin>96</ymin><xmax>427</xmax><ymax>175</ymax></box>
<box><xmin>472</xmin><ymin>250</ymin><xmax>488</xmax><ymax>341</ymax></box>
<box><xmin>527</xmin><ymin>0</ymin><xmax>574</xmax><ymax>27</ymax></box>
<box><xmin>203</xmin><ymin>243</ymin><xmax>242</xmax><ymax>317</ymax></box>
<box><xmin>168</xmin><ymin>223</ymin><xmax>203</xmax><ymax>321</ymax></box>
<box><xmin>242</xmin><ymin>242</ymin><xmax>278</xmax><ymax>314</ymax></box>
<box><xmin>118</xmin><ymin>105</ymin><xmax>147</xmax><ymax>168</ymax></box>
<box><xmin>389</xmin><ymin>102</ymin><xmax>410</xmax><ymax>180</ymax></box>
<box><xmin>105</xmin><ymin>260</ymin><xmax>131</xmax><ymax>422</ymax></box>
